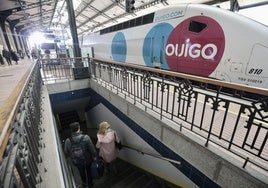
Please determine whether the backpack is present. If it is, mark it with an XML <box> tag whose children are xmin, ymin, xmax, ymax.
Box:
<box><xmin>70</xmin><ymin>135</ymin><xmax>92</xmax><ymax>164</ymax></box>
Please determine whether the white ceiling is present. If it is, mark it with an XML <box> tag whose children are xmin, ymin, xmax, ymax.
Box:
<box><xmin>53</xmin><ymin>0</ymin><xmax>229</xmax><ymax>36</ymax></box>
<box><xmin>1</xmin><ymin>0</ymin><xmax>267</xmax><ymax>36</ymax></box>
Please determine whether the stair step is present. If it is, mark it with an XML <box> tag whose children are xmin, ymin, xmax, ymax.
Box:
<box><xmin>144</xmin><ymin>179</ymin><xmax>162</xmax><ymax>188</ymax></box>
<box><xmin>58</xmin><ymin>111</ymin><xmax>79</xmax><ymax>128</ymax></box>
<box><xmin>94</xmin><ymin>166</ymin><xmax>134</xmax><ymax>188</ymax></box>
<box><xmin>125</xmin><ymin>174</ymin><xmax>148</xmax><ymax>188</ymax></box>
<box><xmin>111</xmin><ymin>171</ymin><xmax>142</xmax><ymax>188</ymax></box>
<box><xmin>92</xmin><ymin>158</ymin><xmax>181</xmax><ymax>188</ymax></box>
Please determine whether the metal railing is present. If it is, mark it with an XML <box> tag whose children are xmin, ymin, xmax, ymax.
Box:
<box><xmin>0</xmin><ymin>62</ymin><xmax>75</xmax><ymax>187</ymax></box>
<box><xmin>38</xmin><ymin>57</ymin><xmax>90</xmax><ymax>83</ymax></box>
<box><xmin>37</xmin><ymin>56</ymin><xmax>268</xmax><ymax>172</ymax></box>
<box><xmin>89</xmin><ymin>58</ymin><xmax>268</xmax><ymax>172</ymax></box>
<box><xmin>122</xmin><ymin>144</ymin><xmax>181</xmax><ymax>165</ymax></box>
<box><xmin>0</xmin><ymin>63</ymin><xmax>43</xmax><ymax>187</ymax></box>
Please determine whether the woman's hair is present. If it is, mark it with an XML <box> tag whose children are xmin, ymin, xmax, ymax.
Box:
<box><xmin>98</xmin><ymin>121</ymin><xmax>110</xmax><ymax>135</ymax></box>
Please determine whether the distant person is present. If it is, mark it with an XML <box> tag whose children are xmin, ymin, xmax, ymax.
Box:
<box><xmin>44</xmin><ymin>48</ymin><xmax>50</xmax><ymax>59</ymax></box>
<box><xmin>18</xmin><ymin>49</ymin><xmax>24</xmax><ymax>59</ymax></box>
<box><xmin>26</xmin><ymin>50</ymin><xmax>30</xmax><ymax>59</ymax></box>
<box><xmin>0</xmin><ymin>53</ymin><xmax>4</xmax><ymax>65</ymax></box>
<box><xmin>64</xmin><ymin>122</ymin><xmax>97</xmax><ymax>187</ymax></box>
<box><xmin>31</xmin><ymin>48</ymin><xmax>37</xmax><ymax>59</ymax></box>
<box><xmin>38</xmin><ymin>49</ymin><xmax>42</xmax><ymax>58</ymax></box>
<box><xmin>10</xmin><ymin>50</ymin><xmax>19</xmax><ymax>64</ymax></box>
<box><xmin>2</xmin><ymin>48</ymin><xmax>12</xmax><ymax>65</ymax></box>
<box><xmin>96</xmin><ymin>121</ymin><xmax>121</xmax><ymax>174</ymax></box>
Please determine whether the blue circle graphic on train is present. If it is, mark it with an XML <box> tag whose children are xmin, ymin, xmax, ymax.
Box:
<box><xmin>111</xmin><ymin>32</ymin><xmax>127</xmax><ymax>62</ymax></box>
<box><xmin>143</xmin><ymin>23</ymin><xmax>173</xmax><ymax>69</ymax></box>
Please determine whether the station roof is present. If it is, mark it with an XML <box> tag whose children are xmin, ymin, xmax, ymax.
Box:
<box><xmin>0</xmin><ymin>0</ymin><xmax>267</xmax><ymax>37</ymax></box>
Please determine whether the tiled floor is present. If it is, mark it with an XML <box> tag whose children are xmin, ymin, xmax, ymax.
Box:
<box><xmin>0</xmin><ymin>58</ymin><xmax>34</xmax><ymax>107</ymax></box>
<box><xmin>0</xmin><ymin>58</ymin><xmax>35</xmax><ymax>132</ymax></box>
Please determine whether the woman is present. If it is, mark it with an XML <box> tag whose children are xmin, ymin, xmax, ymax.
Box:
<box><xmin>96</xmin><ymin>121</ymin><xmax>121</xmax><ymax>173</ymax></box>
<box><xmin>10</xmin><ymin>50</ymin><xmax>19</xmax><ymax>64</ymax></box>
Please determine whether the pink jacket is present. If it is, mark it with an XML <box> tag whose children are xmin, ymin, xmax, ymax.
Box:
<box><xmin>96</xmin><ymin>129</ymin><xmax>120</xmax><ymax>163</ymax></box>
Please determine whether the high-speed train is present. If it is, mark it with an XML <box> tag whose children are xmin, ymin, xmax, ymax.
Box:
<box><xmin>81</xmin><ymin>4</ymin><xmax>268</xmax><ymax>89</ymax></box>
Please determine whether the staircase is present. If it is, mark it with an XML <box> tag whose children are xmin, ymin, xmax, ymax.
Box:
<box><xmin>92</xmin><ymin>158</ymin><xmax>181</xmax><ymax>188</ymax></box>
<box><xmin>58</xmin><ymin>110</ymin><xmax>80</xmax><ymax>129</ymax></box>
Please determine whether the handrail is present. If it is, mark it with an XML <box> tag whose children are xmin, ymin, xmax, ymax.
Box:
<box><xmin>0</xmin><ymin>62</ymin><xmax>36</xmax><ymax>160</ymax></box>
<box><xmin>92</xmin><ymin>57</ymin><xmax>268</xmax><ymax>96</ymax></box>
<box><xmin>0</xmin><ymin>62</ymin><xmax>43</xmax><ymax>187</ymax></box>
<box><xmin>37</xmin><ymin>56</ymin><xmax>268</xmax><ymax>172</ymax></box>
<box><xmin>89</xmin><ymin>57</ymin><xmax>268</xmax><ymax>172</ymax></box>
<box><xmin>39</xmin><ymin>56</ymin><xmax>268</xmax><ymax>95</ymax></box>
<box><xmin>122</xmin><ymin>144</ymin><xmax>181</xmax><ymax>165</ymax></box>
<box><xmin>53</xmin><ymin>116</ymin><xmax>76</xmax><ymax>188</ymax></box>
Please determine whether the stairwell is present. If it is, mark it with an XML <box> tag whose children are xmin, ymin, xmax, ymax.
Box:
<box><xmin>58</xmin><ymin>110</ymin><xmax>80</xmax><ymax>129</ymax></box>
<box><xmin>92</xmin><ymin>158</ymin><xmax>181</xmax><ymax>188</ymax></box>
<box><xmin>57</xmin><ymin>113</ymin><xmax>181</xmax><ymax>187</ymax></box>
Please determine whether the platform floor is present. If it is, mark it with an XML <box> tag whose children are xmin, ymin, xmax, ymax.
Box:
<box><xmin>0</xmin><ymin>58</ymin><xmax>34</xmax><ymax>106</ymax></box>
<box><xmin>0</xmin><ymin>58</ymin><xmax>34</xmax><ymax>136</ymax></box>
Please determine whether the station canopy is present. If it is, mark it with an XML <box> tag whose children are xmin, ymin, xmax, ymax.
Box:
<box><xmin>0</xmin><ymin>0</ymin><xmax>267</xmax><ymax>37</ymax></box>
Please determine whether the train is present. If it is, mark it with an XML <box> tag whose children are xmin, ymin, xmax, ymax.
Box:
<box><xmin>81</xmin><ymin>4</ymin><xmax>268</xmax><ymax>89</ymax></box>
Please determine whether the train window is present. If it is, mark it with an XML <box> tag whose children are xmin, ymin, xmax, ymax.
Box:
<box><xmin>130</xmin><ymin>19</ymin><xmax>135</xmax><ymax>27</ymax></box>
<box><xmin>188</xmin><ymin>20</ymin><xmax>207</xmax><ymax>33</ymax></box>
<box><xmin>142</xmin><ymin>13</ymin><xmax>154</xmax><ymax>24</ymax></box>
<box><xmin>117</xmin><ymin>23</ymin><xmax>123</xmax><ymax>30</ymax></box>
<box><xmin>136</xmin><ymin>17</ymin><xmax>142</xmax><ymax>26</ymax></box>
<box><xmin>123</xmin><ymin>21</ymin><xmax>129</xmax><ymax>29</ymax></box>
<box><xmin>100</xmin><ymin>13</ymin><xmax>154</xmax><ymax>35</ymax></box>
<box><xmin>100</xmin><ymin>28</ymin><xmax>105</xmax><ymax>35</ymax></box>
<box><xmin>100</xmin><ymin>27</ymin><xmax>109</xmax><ymax>35</ymax></box>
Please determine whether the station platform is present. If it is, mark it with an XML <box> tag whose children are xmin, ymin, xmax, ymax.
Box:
<box><xmin>0</xmin><ymin>58</ymin><xmax>34</xmax><ymax>131</ymax></box>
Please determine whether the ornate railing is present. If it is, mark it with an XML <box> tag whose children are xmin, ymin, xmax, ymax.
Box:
<box><xmin>89</xmin><ymin>58</ymin><xmax>268</xmax><ymax>172</ymax></box>
<box><xmin>37</xmin><ymin>56</ymin><xmax>268</xmax><ymax>172</ymax></box>
<box><xmin>38</xmin><ymin>57</ymin><xmax>90</xmax><ymax>83</ymax></box>
<box><xmin>0</xmin><ymin>62</ymin><xmax>74</xmax><ymax>187</ymax></box>
<box><xmin>0</xmin><ymin>63</ymin><xmax>43</xmax><ymax>187</ymax></box>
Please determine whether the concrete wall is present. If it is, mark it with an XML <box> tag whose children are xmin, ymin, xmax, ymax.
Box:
<box><xmin>88</xmin><ymin>79</ymin><xmax>268</xmax><ymax>188</ymax></box>
<box><xmin>45</xmin><ymin>79</ymin><xmax>267</xmax><ymax>188</ymax></box>
<box><xmin>40</xmin><ymin>86</ymin><xmax>65</xmax><ymax>188</ymax></box>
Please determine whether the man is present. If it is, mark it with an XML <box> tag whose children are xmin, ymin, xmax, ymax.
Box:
<box><xmin>64</xmin><ymin>122</ymin><xmax>97</xmax><ymax>187</ymax></box>
<box><xmin>2</xmin><ymin>48</ymin><xmax>11</xmax><ymax>65</ymax></box>
<box><xmin>0</xmin><ymin>53</ymin><xmax>4</xmax><ymax>65</ymax></box>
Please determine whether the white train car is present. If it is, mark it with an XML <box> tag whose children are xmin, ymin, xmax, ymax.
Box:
<box><xmin>81</xmin><ymin>4</ymin><xmax>268</xmax><ymax>89</ymax></box>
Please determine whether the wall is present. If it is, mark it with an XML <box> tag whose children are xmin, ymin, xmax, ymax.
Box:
<box><xmin>45</xmin><ymin>79</ymin><xmax>268</xmax><ymax>188</ymax></box>
<box><xmin>88</xmin><ymin>79</ymin><xmax>267</xmax><ymax>188</ymax></box>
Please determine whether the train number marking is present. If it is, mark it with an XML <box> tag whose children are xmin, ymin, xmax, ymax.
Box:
<box><xmin>248</xmin><ymin>68</ymin><xmax>263</xmax><ymax>75</ymax></box>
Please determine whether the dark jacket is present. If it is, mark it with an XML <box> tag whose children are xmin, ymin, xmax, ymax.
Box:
<box><xmin>2</xmin><ymin>49</ymin><xmax>10</xmax><ymax>58</ymax></box>
<box><xmin>64</xmin><ymin>132</ymin><xmax>97</xmax><ymax>164</ymax></box>
<box><xmin>10</xmin><ymin>51</ymin><xmax>19</xmax><ymax>61</ymax></box>
<box><xmin>0</xmin><ymin>54</ymin><xmax>3</xmax><ymax>64</ymax></box>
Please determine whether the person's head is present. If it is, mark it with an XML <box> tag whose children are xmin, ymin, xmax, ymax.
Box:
<box><xmin>98</xmin><ymin>121</ymin><xmax>110</xmax><ymax>135</ymax></box>
<box><xmin>69</xmin><ymin>122</ymin><xmax>80</xmax><ymax>133</ymax></box>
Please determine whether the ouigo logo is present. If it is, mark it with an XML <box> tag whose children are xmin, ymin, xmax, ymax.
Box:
<box><xmin>165</xmin><ymin>16</ymin><xmax>225</xmax><ymax>77</ymax></box>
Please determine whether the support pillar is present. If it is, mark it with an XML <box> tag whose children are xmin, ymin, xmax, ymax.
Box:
<box><xmin>0</xmin><ymin>10</ymin><xmax>12</xmax><ymax>51</ymax></box>
<box><xmin>65</xmin><ymin>0</ymin><xmax>81</xmax><ymax>61</ymax></box>
<box><xmin>10</xmin><ymin>20</ymin><xmax>20</xmax><ymax>52</ymax></box>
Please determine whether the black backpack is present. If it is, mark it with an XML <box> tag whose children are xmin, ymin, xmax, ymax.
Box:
<box><xmin>70</xmin><ymin>135</ymin><xmax>92</xmax><ymax>164</ymax></box>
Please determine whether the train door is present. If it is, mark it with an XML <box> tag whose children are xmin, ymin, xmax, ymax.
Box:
<box><xmin>143</xmin><ymin>23</ymin><xmax>173</xmax><ymax>70</ymax></box>
<box><xmin>151</xmin><ymin>35</ymin><xmax>165</xmax><ymax>68</ymax></box>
